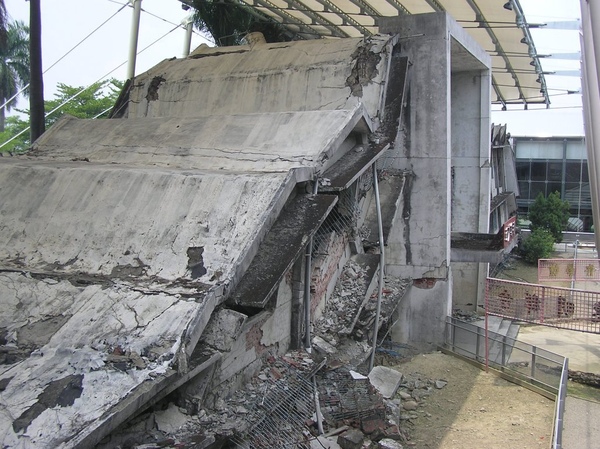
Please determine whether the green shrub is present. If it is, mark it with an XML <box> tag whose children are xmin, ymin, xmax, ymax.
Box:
<box><xmin>528</xmin><ymin>191</ymin><xmax>569</xmax><ymax>243</ymax></box>
<box><xmin>521</xmin><ymin>229</ymin><xmax>555</xmax><ymax>264</ymax></box>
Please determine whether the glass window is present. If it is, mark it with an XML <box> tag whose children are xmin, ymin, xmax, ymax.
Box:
<box><xmin>531</xmin><ymin>161</ymin><xmax>547</xmax><ymax>181</ymax></box>
<box><xmin>530</xmin><ymin>182</ymin><xmax>545</xmax><ymax>198</ymax></box>
<box><xmin>516</xmin><ymin>161</ymin><xmax>530</xmax><ymax>180</ymax></box>
<box><xmin>516</xmin><ymin>141</ymin><xmax>563</xmax><ymax>159</ymax></box>
<box><xmin>518</xmin><ymin>181</ymin><xmax>530</xmax><ymax>199</ymax></box>
<box><xmin>566</xmin><ymin>141</ymin><xmax>586</xmax><ymax>160</ymax></box>
<box><xmin>566</xmin><ymin>161</ymin><xmax>585</xmax><ymax>182</ymax></box>
<box><xmin>547</xmin><ymin>162</ymin><xmax>563</xmax><ymax>181</ymax></box>
<box><xmin>547</xmin><ymin>183</ymin><xmax>562</xmax><ymax>197</ymax></box>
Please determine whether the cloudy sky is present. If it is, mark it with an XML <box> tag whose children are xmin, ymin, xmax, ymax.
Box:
<box><xmin>5</xmin><ymin>0</ymin><xmax>584</xmax><ymax>136</ymax></box>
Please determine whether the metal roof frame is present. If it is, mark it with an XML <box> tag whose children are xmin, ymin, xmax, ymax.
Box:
<box><xmin>180</xmin><ymin>0</ymin><xmax>550</xmax><ymax>108</ymax></box>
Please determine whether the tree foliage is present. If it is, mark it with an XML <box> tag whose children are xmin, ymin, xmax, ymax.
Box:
<box><xmin>0</xmin><ymin>78</ymin><xmax>123</xmax><ymax>153</ymax></box>
<box><xmin>0</xmin><ymin>20</ymin><xmax>29</xmax><ymax>130</ymax></box>
<box><xmin>521</xmin><ymin>229</ymin><xmax>555</xmax><ymax>264</ymax></box>
<box><xmin>191</xmin><ymin>0</ymin><xmax>289</xmax><ymax>46</ymax></box>
<box><xmin>528</xmin><ymin>191</ymin><xmax>570</xmax><ymax>243</ymax></box>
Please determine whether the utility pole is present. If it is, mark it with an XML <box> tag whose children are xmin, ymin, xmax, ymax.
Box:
<box><xmin>183</xmin><ymin>14</ymin><xmax>193</xmax><ymax>57</ymax></box>
<box><xmin>29</xmin><ymin>0</ymin><xmax>44</xmax><ymax>143</ymax></box>
<box><xmin>127</xmin><ymin>0</ymin><xmax>142</xmax><ymax>80</ymax></box>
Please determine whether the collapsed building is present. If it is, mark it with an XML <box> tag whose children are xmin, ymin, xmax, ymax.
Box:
<box><xmin>0</xmin><ymin>12</ymin><xmax>517</xmax><ymax>449</ymax></box>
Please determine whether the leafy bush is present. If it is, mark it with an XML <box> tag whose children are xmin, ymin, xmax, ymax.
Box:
<box><xmin>528</xmin><ymin>191</ymin><xmax>569</xmax><ymax>242</ymax></box>
<box><xmin>521</xmin><ymin>229</ymin><xmax>555</xmax><ymax>264</ymax></box>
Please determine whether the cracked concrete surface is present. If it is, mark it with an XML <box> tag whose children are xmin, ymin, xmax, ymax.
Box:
<box><xmin>0</xmin><ymin>34</ymin><xmax>396</xmax><ymax>448</ymax></box>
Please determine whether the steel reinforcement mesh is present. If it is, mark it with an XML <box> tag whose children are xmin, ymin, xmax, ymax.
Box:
<box><xmin>317</xmin><ymin>369</ymin><xmax>384</xmax><ymax>427</ymax></box>
<box><xmin>230</xmin><ymin>369</ymin><xmax>315</xmax><ymax>449</ymax></box>
<box><xmin>486</xmin><ymin>277</ymin><xmax>600</xmax><ymax>334</ymax></box>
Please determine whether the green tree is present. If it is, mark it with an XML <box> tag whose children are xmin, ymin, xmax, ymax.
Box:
<box><xmin>191</xmin><ymin>0</ymin><xmax>288</xmax><ymax>46</ymax></box>
<box><xmin>528</xmin><ymin>191</ymin><xmax>570</xmax><ymax>243</ymax></box>
<box><xmin>0</xmin><ymin>78</ymin><xmax>123</xmax><ymax>153</ymax></box>
<box><xmin>44</xmin><ymin>79</ymin><xmax>123</xmax><ymax>128</ymax></box>
<box><xmin>521</xmin><ymin>229</ymin><xmax>555</xmax><ymax>264</ymax></box>
<box><xmin>0</xmin><ymin>20</ymin><xmax>29</xmax><ymax>131</ymax></box>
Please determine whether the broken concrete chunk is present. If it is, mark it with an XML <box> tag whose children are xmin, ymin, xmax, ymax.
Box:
<box><xmin>435</xmin><ymin>380</ymin><xmax>448</xmax><ymax>389</ymax></box>
<box><xmin>349</xmin><ymin>370</ymin><xmax>368</xmax><ymax>380</ymax></box>
<box><xmin>368</xmin><ymin>366</ymin><xmax>403</xmax><ymax>399</ymax></box>
<box><xmin>154</xmin><ymin>403</ymin><xmax>189</xmax><ymax>434</ymax></box>
<box><xmin>312</xmin><ymin>335</ymin><xmax>337</xmax><ymax>354</ymax></box>
<box><xmin>378</xmin><ymin>438</ymin><xmax>404</xmax><ymax>449</ymax></box>
<box><xmin>310</xmin><ymin>436</ymin><xmax>343</xmax><ymax>449</ymax></box>
<box><xmin>337</xmin><ymin>428</ymin><xmax>364</xmax><ymax>449</ymax></box>
<box><xmin>402</xmin><ymin>400</ymin><xmax>418</xmax><ymax>411</ymax></box>
<box><xmin>202</xmin><ymin>308</ymin><xmax>247</xmax><ymax>351</ymax></box>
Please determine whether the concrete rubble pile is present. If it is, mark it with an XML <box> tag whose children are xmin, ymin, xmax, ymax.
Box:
<box><xmin>314</xmin><ymin>261</ymin><xmax>410</xmax><ymax>350</ymax></box>
<box><xmin>98</xmin><ymin>262</ymin><xmax>412</xmax><ymax>448</ymax></box>
<box><xmin>97</xmin><ymin>349</ymin><xmax>451</xmax><ymax>449</ymax></box>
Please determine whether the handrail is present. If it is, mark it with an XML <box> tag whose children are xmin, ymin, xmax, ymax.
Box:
<box><xmin>444</xmin><ymin>317</ymin><xmax>567</xmax><ymax>448</ymax></box>
<box><xmin>553</xmin><ymin>358</ymin><xmax>568</xmax><ymax>449</ymax></box>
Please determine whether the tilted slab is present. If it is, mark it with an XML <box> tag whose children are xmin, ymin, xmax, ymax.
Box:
<box><xmin>228</xmin><ymin>194</ymin><xmax>338</xmax><ymax>309</ymax></box>
<box><xmin>127</xmin><ymin>35</ymin><xmax>394</xmax><ymax>121</ymax></box>
<box><xmin>0</xmin><ymin>271</ymin><xmax>218</xmax><ymax>448</ymax></box>
<box><xmin>320</xmin><ymin>143</ymin><xmax>389</xmax><ymax>191</ymax></box>
<box><xmin>0</xmin><ymin>159</ymin><xmax>290</xmax><ymax>283</ymax></box>
<box><xmin>32</xmin><ymin>107</ymin><xmax>371</xmax><ymax>177</ymax></box>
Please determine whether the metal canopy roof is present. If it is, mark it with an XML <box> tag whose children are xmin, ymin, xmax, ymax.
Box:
<box><xmin>188</xmin><ymin>0</ymin><xmax>549</xmax><ymax>108</ymax></box>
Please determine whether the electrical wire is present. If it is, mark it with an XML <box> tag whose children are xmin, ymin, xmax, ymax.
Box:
<box><xmin>0</xmin><ymin>24</ymin><xmax>180</xmax><ymax>150</ymax></box>
<box><xmin>0</xmin><ymin>2</ymin><xmax>129</xmax><ymax>113</ymax></box>
<box><xmin>107</xmin><ymin>0</ymin><xmax>213</xmax><ymax>43</ymax></box>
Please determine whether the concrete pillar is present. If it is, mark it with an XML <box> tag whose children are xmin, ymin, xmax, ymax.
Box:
<box><xmin>378</xmin><ymin>13</ymin><xmax>492</xmax><ymax>348</ymax></box>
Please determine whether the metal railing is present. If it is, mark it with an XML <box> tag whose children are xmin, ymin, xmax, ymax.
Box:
<box><xmin>553</xmin><ymin>358</ymin><xmax>569</xmax><ymax>449</ymax></box>
<box><xmin>487</xmin><ymin>277</ymin><xmax>600</xmax><ymax>334</ymax></box>
<box><xmin>443</xmin><ymin>317</ymin><xmax>568</xmax><ymax>449</ymax></box>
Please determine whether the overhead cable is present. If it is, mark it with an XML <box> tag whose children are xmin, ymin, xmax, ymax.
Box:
<box><xmin>0</xmin><ymin>3</ymin><xmax>129</xmax><ymax>113</ymax></box>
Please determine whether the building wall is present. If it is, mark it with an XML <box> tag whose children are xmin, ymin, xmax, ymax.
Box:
<box><xmin>450</xmin><ymin>68</ymin><xmax>491</xmax><ymax>313</ymax></box>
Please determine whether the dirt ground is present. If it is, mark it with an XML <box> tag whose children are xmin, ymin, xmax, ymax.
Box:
<box><xmin>390</xmin><ymin>352</ymin><xmax>555</xmax><ymax>449</ymax></box>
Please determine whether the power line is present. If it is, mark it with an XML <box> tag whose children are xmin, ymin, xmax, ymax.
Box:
<box><xmin>1</xmin><ymin>24</ymin><xmax>181</xmax><ymax>150</ymax></box>
<box><xmin>0</xmin><ymin>2</ymin><xmax>129</xmax><ymax>113</ymax></box>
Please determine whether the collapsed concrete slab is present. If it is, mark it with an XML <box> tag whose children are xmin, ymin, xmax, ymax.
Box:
<box><xmin>0</xmin><ymin>14</ymin><xmax>498</xmax><ymax>445</ymax></box>
<box><xmin>0</xmin><ymin>33</ymin><xmax>398</xmax><ymax>447</ymax></box>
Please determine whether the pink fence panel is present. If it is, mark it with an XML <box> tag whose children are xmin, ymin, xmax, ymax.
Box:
<box><xmin>486</xmin><ymin>277</ymin><xmax>600</xmax><ymax>334</ymax></box>
<box><xmin>538</xmin><ymin>259</ymin><xmax>600</xmax><ymax>282</ymax></box>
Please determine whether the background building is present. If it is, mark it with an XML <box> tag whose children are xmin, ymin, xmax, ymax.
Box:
<box><xmin>514</xmin><ymin>136</ymin><xmax>591</xmax><ymax>232</ymax></box>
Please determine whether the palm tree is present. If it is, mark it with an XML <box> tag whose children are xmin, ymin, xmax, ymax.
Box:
<box><xmin>0</xmin><ymin>0</ymin><xmax>7</xmax><ymax>48</ymax></box>
<box><xmin>191</xmin><ymin>0</ymin><xmax>289</xmax><ymax>46</ymax></box>
<box><xmin>0</xmin><ymin>20</ymin><xmax>29</xmax><ymax>131</ymax></box>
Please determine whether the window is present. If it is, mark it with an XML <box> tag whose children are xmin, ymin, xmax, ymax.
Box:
<box><xmin>530</xmin><ymin>162</ymin><xmax>547</xmax><ymax>181</ymax></box>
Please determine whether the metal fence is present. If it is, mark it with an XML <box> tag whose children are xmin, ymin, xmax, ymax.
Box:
<box><xmin>539</xmin><ymin>258</ymin><xmax>600</xmax><ymax>282</ymax></box>
<box><xmin>486</xmin><ymin>277</ymin><xmax>600</xmax><ymax>334</ymax></box>
<box><xmin>443</xmin><ymin>317</ymin><xmax>568</xmax><ymax>449</ymax></box>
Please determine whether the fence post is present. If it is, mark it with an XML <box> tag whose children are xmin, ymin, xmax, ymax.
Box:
<box><xmin>501</xmin><ymin>335</ymin><xmax>507</xmax><ymax>366</ymax></box>
<box><xmin>531</xmin><ymin>346</ymin><xmax>537</xmax><ymax>378</ymax></box>
<box><xmin>476</xmin><ymin>326</ymin><xmax>481</xmax><ymax>361</ymax></box>
<box><xmin>540</xmin><ymin>286</ymin><xmax>545</xmax><ymax>324</ymax></box>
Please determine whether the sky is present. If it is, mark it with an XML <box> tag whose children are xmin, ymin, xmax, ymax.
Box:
<box><xmin>5</xmin><ymin>0</ymin><xmax>584</xmax><ymax>137</ymax></box>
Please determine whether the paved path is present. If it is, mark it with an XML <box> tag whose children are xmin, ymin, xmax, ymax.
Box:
<box><xmin>517</xmin><ymin>325</ymin><xmax>600</xmax><ymax>373</ymax></box>
<box><xmin>516</xmin><ymin>325</ymin><xmax>600</xmax><ymax>448</ymax></box>
<box><xmin>563</xmin><ymin>396</ymin><xmax>600</xmax><ymax>449</ymax></box>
